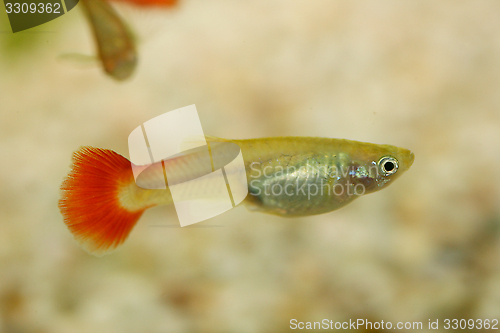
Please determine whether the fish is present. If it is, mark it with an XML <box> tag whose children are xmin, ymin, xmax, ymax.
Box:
<box><xmin>81</xmin><ymin>0</ymin><xmax>138</xmax><ymax>80</ymax></box>
<box><xmin>79</xmin><ymin>0</ymin><xmax>177</xmax><ymax>81</ymax></box>
<box><xmin>59</xmin><ymin>136</ymin><xmax>414</xmax><ymax>255</ymax></box>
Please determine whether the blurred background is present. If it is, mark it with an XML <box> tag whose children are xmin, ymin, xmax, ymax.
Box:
<box><xmin>1</xmin><ymin>1</ymin><xmax>500</xmax><ymax>332</ymax></box>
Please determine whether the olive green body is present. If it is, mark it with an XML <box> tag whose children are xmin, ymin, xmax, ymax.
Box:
<box><xmin>232</xmin><ymin>137</ymin><xmax>414</xmax><ymax>217</ymax></box>
<box><xmin>127</xmin><ymin>136</ymin><xmax>414</xmax><ymax>218</ymax></box>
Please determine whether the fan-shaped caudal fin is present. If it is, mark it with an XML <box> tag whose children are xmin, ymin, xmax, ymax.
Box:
<box><xmin>59</xmin><ymin>147</ymin><xmax>148</xmax><ymax>256</ymax></box>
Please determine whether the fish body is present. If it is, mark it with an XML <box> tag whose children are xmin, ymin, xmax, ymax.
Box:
<box><xmin>81</xmin><ymin>0</ymin><xmax>137</xmax><ymax>80</ymax></box>
<box><xmin>237</xmin><ymin>136</ymin><xmax>413</xmax><ymax>216</ymax></box>
<box><xmin>59</xmin><ymin>136</ymin><xmax>414</xmax><ymax>255</ymax></box>
<box><xmin>80</xmin><ymin>0</ymin><xmax>177</xmax><ymax>81</ymax></box>
<box><xmin>124</xmin><ymin>136</ymin><xmax>414</xmax><ymax>216</ymax></box>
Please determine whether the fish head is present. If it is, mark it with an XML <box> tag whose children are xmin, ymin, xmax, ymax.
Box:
<box><xmin>346</xmin><ymin>143</ymin><xmax>414</xmax><ymax>195</ymax></box>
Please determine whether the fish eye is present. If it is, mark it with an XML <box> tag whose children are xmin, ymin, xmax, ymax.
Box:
<box><xmin>378</xmin><ymin>156</ymin><xmax>398</xmax><ymax>176</ymax></box>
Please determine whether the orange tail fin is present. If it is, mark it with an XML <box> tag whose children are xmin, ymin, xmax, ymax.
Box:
<box><xmin>59</xmin><ymin>147</ymin><xmax>146</xmax><ymax>256</ymax></box>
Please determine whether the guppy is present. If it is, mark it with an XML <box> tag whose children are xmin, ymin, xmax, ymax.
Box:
<box><xmin>59</xmin><ymin>136</ymin><xmax>414</xmax><ymax>255</ymax></box>
<box><xmin>80</xmin><ymin>0</ymin><xmax>177</xmax><ymax>81</ymax></box>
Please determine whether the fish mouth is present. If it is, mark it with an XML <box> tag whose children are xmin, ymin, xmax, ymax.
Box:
<box><xmin>404</xmin><ymin>151</ymin><xmax>415</xmax><ymax>170</ymax></box>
